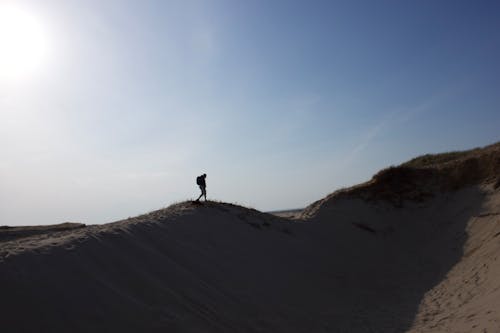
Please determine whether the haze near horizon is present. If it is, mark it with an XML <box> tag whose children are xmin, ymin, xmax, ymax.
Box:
<box><xmin>1</xmin><ymin>0</ymin><xmax>499</xmax><ymax>225</ymax></box>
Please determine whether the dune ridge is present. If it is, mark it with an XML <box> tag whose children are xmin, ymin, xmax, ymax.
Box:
<box><xmin>301</xmin><ymin>141</ymin><xmax>500</xmax><ymax>219</ymax></box>
<box><xmin>1</xmin><ymin>142</ymin><xmax>499</xmax><ymax>332</ymax></box>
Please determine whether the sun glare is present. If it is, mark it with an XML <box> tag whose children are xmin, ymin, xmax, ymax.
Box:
<box><xmin>0</xmin><ymin>5</ymin><xmax>49</xmax><ymax>81</ymax></box>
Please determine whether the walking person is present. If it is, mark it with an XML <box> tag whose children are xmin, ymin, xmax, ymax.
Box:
<box><xmin>196</xmin><ymin>173</ymin><xmax>207</xmax><ymax>201</ymax></box>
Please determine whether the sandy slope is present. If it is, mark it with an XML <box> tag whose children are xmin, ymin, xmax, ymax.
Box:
<box><xmin>409</xmin><ymin>185</ymin><xmax>500</xmax><ymax>332</ymax></box>
<box><xmin>0</xmin><ymin>143</ymin><xmax>499</xmax><ymax>332</ymax></box>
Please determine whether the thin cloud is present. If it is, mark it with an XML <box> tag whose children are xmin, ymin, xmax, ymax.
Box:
<box><xmin>340</xmin><ymin>90</ymin><xmax>455</xmax><ymax>169</ymax></box>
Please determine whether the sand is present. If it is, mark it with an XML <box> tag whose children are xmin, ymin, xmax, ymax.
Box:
<box><xmin>1</xmin><ymin>143</ymin><xmax>499</xmax><ymax>332</ymax></box>
<box><xmin>0</xmin><ymin>185</ymin><xmax>498</xmax><ymax>332</ymax></box>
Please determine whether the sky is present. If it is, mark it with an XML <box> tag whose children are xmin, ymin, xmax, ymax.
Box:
<box><xmin>1</xmin><ymin>0</ymin><xmax>499</xmax><ymax>225</ymax></box>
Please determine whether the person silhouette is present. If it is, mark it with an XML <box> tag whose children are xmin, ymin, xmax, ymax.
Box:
<box><xmin>196</xmin><ymin>173</ymin><xmax>207</xmax><ymax>201</ymax></box>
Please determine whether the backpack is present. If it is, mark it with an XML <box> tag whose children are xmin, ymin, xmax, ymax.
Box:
<box><xmin>196</xmin><ymin>176</ymin><xmax>202</xmax><ymax>185</ymax></box>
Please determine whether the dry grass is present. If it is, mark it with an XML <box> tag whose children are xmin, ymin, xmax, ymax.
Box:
<box><xmin>402</xmin><ymin>151</ymin><xmax>474</xmax><ymax>168</ymax></box>
<box><xmin>301</xmin><ymin>141</ymin><xmax>500</xmax><ymax>218</ymax></box>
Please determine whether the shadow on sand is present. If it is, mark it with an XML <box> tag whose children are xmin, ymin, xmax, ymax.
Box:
<box><xmin>297</xmin><ymin>186</ymin><xmax>486</xmax><ymax>332</ymax></box>
<box><xmin>0</xmin><ymin>188</ymin><xmax>488</xmax><ymax>333</ymax></box>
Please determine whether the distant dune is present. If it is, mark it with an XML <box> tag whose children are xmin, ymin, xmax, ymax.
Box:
<box><xmin>1</xmin><ymin>142</ymin><xmax>499</xmax><ymax>332</ymax></box>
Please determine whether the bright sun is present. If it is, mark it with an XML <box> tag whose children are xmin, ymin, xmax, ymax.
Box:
<box><xmin>0</xmin><ymin>5</ymin><xmax>49</xmax><ymax>81</ymax></box>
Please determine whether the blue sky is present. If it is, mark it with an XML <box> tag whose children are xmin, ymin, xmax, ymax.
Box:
<box><xmin>1</xmin><ymin>0</ymin><xmax>499</xmax><ymax>225</ymax></box>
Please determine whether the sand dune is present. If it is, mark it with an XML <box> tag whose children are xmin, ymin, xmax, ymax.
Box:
<box><xmin>1</xmin><ymin>142</ymin><xmax>499</xmax><ymax>332</ymax></box>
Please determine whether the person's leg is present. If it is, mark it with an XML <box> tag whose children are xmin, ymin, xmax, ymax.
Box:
<box><xmin>196</xmin><ymin>186</ymin><xmax>203</xmax><ymax>201</ymax></box>
<box><xmin>202</xmin><ymin>187</ymin><xmax>207</xmax><ymax>201</ymax></box>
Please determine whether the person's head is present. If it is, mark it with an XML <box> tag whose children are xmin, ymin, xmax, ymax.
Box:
<box><xmin>202</xmin><ymin>173</ymin><xmax>206</xmax><ymax>178</ymax></box>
